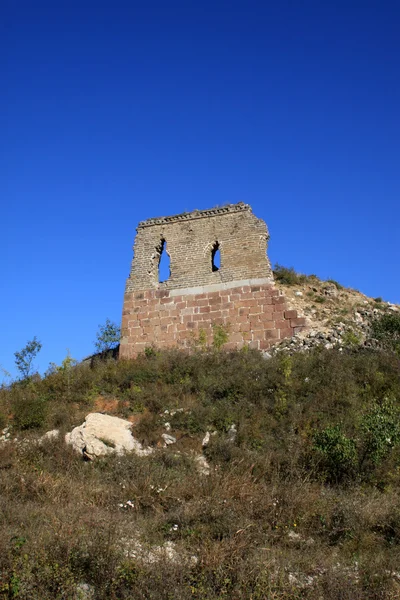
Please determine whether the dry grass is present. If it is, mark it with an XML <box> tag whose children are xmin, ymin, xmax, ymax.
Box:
<box><xmin>1</xmin><ymin>348</ymin><xmax>400</xmax><ymax>598</ymax></box>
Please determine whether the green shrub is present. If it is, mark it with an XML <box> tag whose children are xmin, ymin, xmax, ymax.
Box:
<box><xmin>12</xmin><ymin>389</ymin><xmax>47</xmax><ymax>430</ymax></box>
<box><xmin>273</xmin><ymin>264</ymin><xmax>305</xmax><ymax>285</ymax></box>
<box><xmin>212</xmin><ymin>324</ymin><xmax>229</xmax><ymax>350</ymax></box>
<box><xmin>273</xmin><ymin>264</ymin><xmax>321</xmax><ymax>286</ymax></box>
<box><xmin>371</xmin><ymin>313</ymin><xmax>400</xmax><ymax>354</ymax></box>
<box><xmin>313</xmin><ymin>425</ymin><xmax>357</xmax><ymax>482</ymax></box>
<box><xmin>360</xmin><ymin>398</ymin><xmax>400</xmax><ymax>465</ymax></box>
<box><xmin>342</xmin><ymin>330</ymin><xmax>362</xmax><ymax>347</ymax></box>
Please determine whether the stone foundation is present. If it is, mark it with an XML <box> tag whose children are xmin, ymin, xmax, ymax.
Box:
<box><xmin>120</xmin><ymin>278</ymin><xmax>305</xmax><ymax>359</ymax></box>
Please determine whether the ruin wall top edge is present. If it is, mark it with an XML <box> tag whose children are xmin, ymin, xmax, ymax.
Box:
<box><xmin>137</xmin><ymin>202</ymin><xmax>251</xmax><ymax>228</ymax></box>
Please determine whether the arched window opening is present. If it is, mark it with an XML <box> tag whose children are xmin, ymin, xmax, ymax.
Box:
<box><xmin>211</xmin><ymin>242</ymin><xmax>220</xmax><ymax>272</ymax></box>
<box><xmin>158</xmin><ymin>238</ymin><xmax>171</xmax><ymax>283</ymax></box>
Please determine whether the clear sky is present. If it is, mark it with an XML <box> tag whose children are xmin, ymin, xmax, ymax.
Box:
<box><xmin>2</xmin><ymin>1</ymin><xmax>399</xmax><ymax>378</ymax></box>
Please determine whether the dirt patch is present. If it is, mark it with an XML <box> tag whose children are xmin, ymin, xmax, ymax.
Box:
<box><xmin>92</xmin><ymin>396</ymin><xmax>121</xmax><ymax>414</ymax></box>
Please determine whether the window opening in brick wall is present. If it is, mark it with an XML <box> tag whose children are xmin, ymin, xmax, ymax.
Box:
<box><xmin>211</xmin><ymin>242</ymin><xmax>220</xmax><ymax>272</ymax></box>
<box><xmin>158</xmin><ymin>239</ymin><xmax>171</xmax><ymax>283</ymax></box>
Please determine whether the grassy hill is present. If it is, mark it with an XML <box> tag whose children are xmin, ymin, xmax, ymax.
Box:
<box><xmin>1</xmin><ymin>274</ymin><xmax>400</xmax><ymax>599</ymax></box>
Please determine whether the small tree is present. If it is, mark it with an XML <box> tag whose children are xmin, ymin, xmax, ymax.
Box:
<box><xmin>14</xmin><ymin>337</ymin><xmax>42</xmax><ymax>379</ymax></box>
<box><xmin>212</xmin><ymin>324</ymin><xmax>229</xmax><ymax>351</ymax></box>
<box><xmin>0</xmin><ymin>364</ymin><xmax>11</xmax><ymax>385</ymax></box>
<box><xmin>94</xmin><ymin>319</ymin><xmax>121</xmax><ymax>353</ymax></box>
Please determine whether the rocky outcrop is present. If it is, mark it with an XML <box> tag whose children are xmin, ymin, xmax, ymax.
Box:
<box><xmin>65</xmin><ymin>413</ymin><xmax>152</xmax><ymax>460</ymax></box>
<box><xmin>272</xmin><ymin>277</ymin><xmax>399</xmax><ymax>355</ymax></box>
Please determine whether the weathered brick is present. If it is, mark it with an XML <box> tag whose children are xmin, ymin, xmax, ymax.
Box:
<box><xmin>279</xmin><ymin>328</ymin><xmax>293</xmax><ymax>339</ymax></box>
<box><xmin>200</xmin><ymin>306</ymin><xmax>211</xmax><ymax>313</ymax></box>
<box><xmin>265</xmin><ymin>329</ymin><xmax>280</xmax><ymax>340</ymax></box>
<box><xmin>284</xmin><ymin>310</ymin><xmax>298</xmax><ymax>319</ymax></box>
<box><xmin>290</xmin><ymin>317</ymin><xmax>306</xmax><ymax>327</ymax></box>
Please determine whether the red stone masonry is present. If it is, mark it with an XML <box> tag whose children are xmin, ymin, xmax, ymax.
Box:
<box><xmin>120</xmin><ymin>280</ymin><xmax>306</xmax><ymax>359</ymax></box>
<box><xmin>120</xmin><ymin>204</ymin><xmax>306</xmax><ymax>358</ymax></box>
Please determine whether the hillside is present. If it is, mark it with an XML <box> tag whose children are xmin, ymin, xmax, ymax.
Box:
<box><xmin>273</xmin><ymin>265</ymin><xmax>399</xmax><ymax>352</ymax></box>
<box><xmin>1</xmin><ymin>272</ymin><xmax>400</xmax><ymax>599</ymax></box>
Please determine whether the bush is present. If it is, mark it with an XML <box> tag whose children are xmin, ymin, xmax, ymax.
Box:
<box><xmin>12</xmin><ymin>387</ymin><xmax>47</xmax><ymax>430</ymax></box>
<box><xmin>273</xmin><ymin>264</ymin><xmax>305</xmax><ymax>285</ymax></box>
<box><xmin>273</xmin><ymin>263</ymin><xmax>321</xmax><ymax>286</ymax></box>
<box><xmin>212</xmin><ymin>324</ymin><xmax>229</xmax><ymax>350</ymax></box>
<box><xmin>360</xmin><ymin>398</ymin><xmax>400</xmax><ymax>465</ymax></box>
<box><xmin>313</xmin><ymin>425</ymin><xmax>357</xmax><ymax>482</ymax></box>
<box><xmin>94</xmin><ymin>319</ymin><xmax>121</xmax><ymax>353</ymax></box>
<box><xmin>371</xmin><ymin>313</ymin><xmax>400</xmax><ymax>354</ymax></box>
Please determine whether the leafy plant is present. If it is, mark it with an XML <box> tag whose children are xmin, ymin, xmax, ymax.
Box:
<box><xmin>14</xmin><ymin>337</ymin><xmax>42</xmax><ymax>379</ymax></box>
<box><xmin>273</xmin><ymin>264</ymin><xmax>319</xmax><ymax>286</ymax></box>
<box><xmin>313</xmin><ymin>425</ymin><xmax>357</xmax><ymax>482</ymax></box>
<box><xmin>212</xmin><ymin>324</ymin><xmax>229</xmax><ymax>350</ymax></box>
<box><xmin>13</xmin><ymin>391</ymin><xmax>47</xmax><ymax>430</ymax></box>
<box><xmin>197</xmin><ymin>328</ymin><xmax>207</xmax><ymax>350</ymax></box>
<box><xmin>342</xmin><ymin>330</ymin><xmax>361</xmax><ymax>347</ymax></box>
<box><xmin>95</xmin><ymin>319</ymin><xmax>121</xmax><ymax>352</ymax></box>
<box><xmin>273</xmin><ymin>264</ymin><xmax>304</xmax><ymax>285</ymax></box>
<box><xmin>371</xmin><ymin>313</ymin><xmax>400</xmax><ymax>354</ymax></box>
<box><xmin>144</xmin><ymin>345</ymin><xmax>157</xmax><ymax>358</ymax></box>
<box><xmin>360</xmin><ymin>398</ymin><xmax>400</xmax><ymax>465</ymax></box>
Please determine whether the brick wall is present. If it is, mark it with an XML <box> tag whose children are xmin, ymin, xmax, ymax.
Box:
<box><xmin>125</xmin><ymin>203</ymin><xmax>273</xmax><ymax>292</ymax></box>
<box><xmin>120</xmin><ymin>203</ymin><xmax>305</xmax><ymax>357</ymax></box>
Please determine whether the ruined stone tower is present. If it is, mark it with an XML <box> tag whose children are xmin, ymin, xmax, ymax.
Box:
<box><xmin>120</xmin><ymin>203</ymin><xmax>305</xmax><ymax>358</ymax></box>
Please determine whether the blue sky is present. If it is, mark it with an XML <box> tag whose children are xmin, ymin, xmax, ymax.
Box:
<box><xmin>2</xmin><ymin>1</ymin><xmax>399</xmax><ymax>378</ymax></box>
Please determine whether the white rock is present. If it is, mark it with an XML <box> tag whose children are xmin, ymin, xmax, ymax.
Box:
<box><xmin>65</xmin><ymin>413</ymin><xmax>152</xmax><ymax>459</ymax></box>
<box><xmin>227</xmin><ymin>423</ymin><xmax>237</xmax><ymax>442</ymax></box>
<box><xmin>0</xmin><ymin>427</ymin><xmax>11</xmax><ymax>443</ymax></box>
<box><xmin>161</xmin><ymin>433</ymin><xmax>176</xmax><ymax>446</ymax></box>
<box><xmin>294</xmin><ymin>291</ymin><xmax>303</xmax><ymax>297</ymax></box>
<box><xmin>41</xmin><ymin>429</ymin><xmax>60</xmax><ymax>442</ymax></box>
<box><xmin>202</xmin><ymin>431</ymin><xmax>211</xmax><ymax>447</ymax></box>
<box><xmin>76</xmin><ymin>583</ymin><xmax>95</xmax><ymax>600</ymax></box>
<box><xmin>195</xmin><ymin>454</ymin><xmax>211</xmax><ymax>475</ymax></box>
<box><xmin>123</xmin><ymin>538</ymin><xmax>198</xmax><ymax>566</ymax></box>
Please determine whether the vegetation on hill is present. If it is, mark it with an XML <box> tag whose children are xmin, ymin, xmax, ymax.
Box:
<box><xmin>1</xmin><ymin>315</ymin><xmax>400</xmax><ymax>598</ymax></box>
